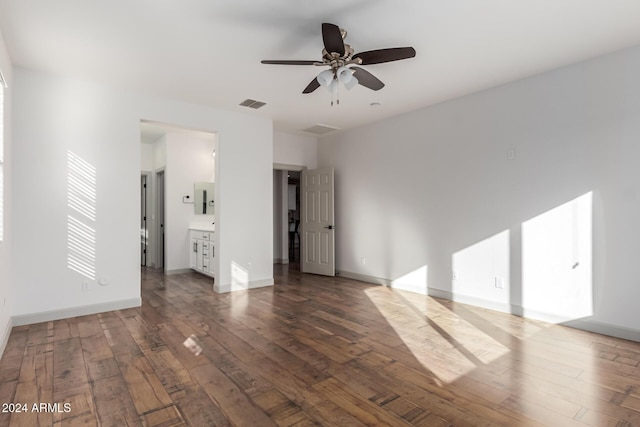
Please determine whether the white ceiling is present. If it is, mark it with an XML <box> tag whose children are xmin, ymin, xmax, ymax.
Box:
<box><xmin>2</xmin><ymin>1</ymin><xmax>640</xmax><ymax>136</ymax></box>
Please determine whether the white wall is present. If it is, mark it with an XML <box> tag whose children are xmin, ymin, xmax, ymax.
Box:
<box><xmin>140</xmin><ymin>143</ymin><xmax>154</xmax><ymax>171</ymax></box>
<box><xmin>153</xmin><ymin>135</ymin><xmax>167</xmax><ymax>170</ymax></box>
<box><xmin>11</xmin><ymin>67</ymin><xmax>273</xmax><ymax>323</ymax></box>
<box><xmin>318</xmin><ymin>45</ymin><xmax>640</xmax><ymax>340</ymax></box>
<box><xmin>273</xmin><ymin>131</ymin><xmax>317</xmax><ymax>169</ymax></box>
<box><xmin>215</xmin><ymin>116</ymin><xmax>273</xmax><ymax>292</ymax></box>
<box><xmin>0</xmin><ymin>28</ymin><xmax>13</xmax><ymax>357</ymax></box>
<box><xmin>165</xmin><ymin>132</ymin><xmax>215</xmax><ymax>272</ymax></box>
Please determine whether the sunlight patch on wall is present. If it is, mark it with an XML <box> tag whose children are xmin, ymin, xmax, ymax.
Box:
<box><xmin>364</xmin><ymin>285</ymin><xmax>510</xmax><ymax>384</ymax></box>
<box><xmin>391</xmin><ymin>265</ymin><xmax>428</xmax><ymax>294</ymax></box>
<box><xmin>67</xmin><ymin>151</ymin><xmax>97</xmax><ymax>280</ymax></box>
<box><xmin>522</xmin><ymin>192</ymin><xmax>593</xmax><ymax>322</ymax></box>
<box><xmin>67</xmin><ymin>215</ymin><xmax>96</xmax><ymax>279</ymax></box>
<box><xmin>67</xmin><ymin>151</ymin><xmax>97</xmax><ymax>221</ymax></box>
<box><xmin>452</xmin><ymin>230</ymin><xmax>510</xmax><ymax>307</ymax></box>
<box><xmin>231</xmin><ymin>261</ymin><xmax>249</xmax><ymax>291</ymax></box>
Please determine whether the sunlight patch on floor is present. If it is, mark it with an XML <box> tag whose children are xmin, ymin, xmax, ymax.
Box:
<box><xmin>364</xmin><ymin>285</ymin><xmax>511</xmax><ymax>384</ymax></box>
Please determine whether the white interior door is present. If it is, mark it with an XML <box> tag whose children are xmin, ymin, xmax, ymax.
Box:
<box><xmin>301</xmin><ymin>168</ymin><xmax>335</xmax><ymax>276</ymax></box>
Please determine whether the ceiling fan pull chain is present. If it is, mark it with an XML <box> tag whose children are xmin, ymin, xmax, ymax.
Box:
<box><xmin>330</xmin><ymin>77</ymin><xmax>336</xmax><ymax>106</ymax></box>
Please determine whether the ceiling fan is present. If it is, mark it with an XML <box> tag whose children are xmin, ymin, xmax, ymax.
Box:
<box><xmin>261</xmin><ymin>23</ymin><xmax>416</xmax><ymax>103</ymax></box>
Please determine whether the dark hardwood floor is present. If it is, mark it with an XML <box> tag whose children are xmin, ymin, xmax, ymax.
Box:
<box><xmin>1</xmin><ymin>265</ymin><xmax>640</xmax><ymax>426</ymax></box>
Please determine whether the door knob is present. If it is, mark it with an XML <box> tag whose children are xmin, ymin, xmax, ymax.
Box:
<box><xmin>324</xmin><ymin>225</ymin><xmax>334</xmax><ymax>230</ymax></box>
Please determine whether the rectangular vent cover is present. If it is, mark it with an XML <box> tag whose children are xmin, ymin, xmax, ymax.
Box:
<box><xmin>302</xmin><ymin>124</ymin><xmax>340</xmax><ymax>135</ymax></box>
<box><xmin>239</xmin><ymin>99</ymin><xmax>266</xmax><ymax>109</ymax></box>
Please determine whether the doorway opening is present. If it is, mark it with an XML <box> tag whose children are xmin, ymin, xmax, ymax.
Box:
<box><xmin>288</xmin><ymin>171</ymin><xmax>301</xmax><ymax>264</ymax></box>
<box><xmin>140</xmin><ymin>172</ymin><xmax>150</xmax><ymax>266</ymax></box>
<box><xmin>273</xmin><ymin>165</ymin><xmax>305</xmax><ymax>268</ymax></box>
<box><xmin>140</xmin><ymin>120</ymin><xmax>218</xmax><ymax>288</ymax></box>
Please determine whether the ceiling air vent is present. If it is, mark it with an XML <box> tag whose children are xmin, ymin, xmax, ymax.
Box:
<box><xmin>301</xmin><ymin>124</ymin><xmax>340</xmax><ymax>135</ymax></box>
<box><xmin>239</xmin><ymin>99</ymin><xmax>266</xmax><ymax>109</ymax></box>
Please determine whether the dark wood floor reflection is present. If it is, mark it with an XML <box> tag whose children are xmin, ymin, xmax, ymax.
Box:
<box><xmin>2</xmin><ymin>265</ymin><xmax>640</xmax><ymax>426</ymax></box>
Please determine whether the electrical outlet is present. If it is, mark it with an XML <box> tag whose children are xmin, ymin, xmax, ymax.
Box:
<box><xmin>81</xmin><ymin>281</ymin><xmax>89</xmax><ymax>292</ymax></box>
<box><xmin>494</xmin><ymin>276</ymin><xmax>504</xmax><ymax>289</ymax></box>
<box><xmin>507</xmin><ymin>149</ymin><xmax>516</xmax><ymax>160</ymax></box>
<box><xmin>452</xmin><ymin>271</ymin><xmax>457</xmax><ymax>280</ymax></box>
<box><xmin>361</xmin><ymin>257</ymin><xmax>366</xmax><ymax>265</ymax></box>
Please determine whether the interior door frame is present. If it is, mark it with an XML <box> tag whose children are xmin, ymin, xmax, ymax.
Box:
<box><xmin>140</xmin><ymin>171</ymin><xmax>151</xmax><ymax>267</ymax></box>
<box><xmin>155</xmin><ymin>167</ymin><xmax>166</xmax><ymax>271</ymax></box>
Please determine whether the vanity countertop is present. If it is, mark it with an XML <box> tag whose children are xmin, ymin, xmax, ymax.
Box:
<box><xmin>189</xmin><ymin>225</ymin><xmax>215</xmax><ymax>232</ymax></box>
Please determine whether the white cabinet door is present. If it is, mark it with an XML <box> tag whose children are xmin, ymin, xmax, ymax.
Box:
<box><xmin>190</xmin><ymin>239</ymin><xmax>198</xmax><ymax>269</ymax></box>
<box><xmin>196</xmin><ymin>240</ymin><xmax>204</xmax><ymax>270</ymax></box>
<box><xmin>201</xmin><ymin>241</ymin><xmax>210</xmax><ymax>273</ymax></box>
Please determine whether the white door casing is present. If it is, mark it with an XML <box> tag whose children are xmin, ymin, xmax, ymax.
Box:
<box><xmin>301</xmin><ymin>168</ymin><xmax>335</xmax><ymax>276</ymax></box>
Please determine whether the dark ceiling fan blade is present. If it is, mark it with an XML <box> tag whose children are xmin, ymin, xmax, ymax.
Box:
<box><xmin>353</xmin><ymin>47</ymin><xmax>416</xmax><ymax>65</ymax></box>
<box><xmin>351</xmin><ymin>67</ymin><xmax>384</xmax><ymax>91</ymax></box>
<box><xmin>302</xmin><ymin>77</ymin><xmax>321</xmax><ymax>94</ymax></box>
<box><xmin>261</xmin><ymin>60</ymin><xmax>318</xmax><ymax>65</ymax></box>
<box><xmin>321</xmin><ymin>23</ymin><xmax>345</xmax><ymax>56</ymax></box>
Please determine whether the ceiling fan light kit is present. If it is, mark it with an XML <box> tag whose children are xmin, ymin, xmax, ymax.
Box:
<box><xmin>261</xmin><ymin>22</ymin><xmax>416</xmax><ymax>105</ymax></box>
<box><xmin>316</xmin><ymin>66</ymin><xmax>358</xmax><ymax>105</ymax></box>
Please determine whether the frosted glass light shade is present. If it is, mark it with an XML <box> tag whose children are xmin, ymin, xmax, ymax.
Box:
<box><xmin>337</xmin><ymin>66</ymin><xmax>358</xmax><ymax>90</ymax></box>
<box><xmin>316</xmin><ymin>69</ymin><xmax>334</xmax><ymax>87</ymax></box>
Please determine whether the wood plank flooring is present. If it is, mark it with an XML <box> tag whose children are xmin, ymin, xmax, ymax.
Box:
<box><xmin>2</xmin><ymin>265</ymin><xmax>640</xmax><ymax>426</ymax></box>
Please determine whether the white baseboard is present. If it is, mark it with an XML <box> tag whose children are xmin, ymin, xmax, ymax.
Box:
<box><xmin>215</xmin><ymin>278</ymin><xmax>274</xmax><ymax>293</ymax></box>
<box><xmin>0</xmin><ymin>316</ymin><xmax>13</xmax><ymax>359</ymax></box>
<box><xmin>165</xmin><ymin>268</ymin><xmax>194</xmax><ymax>275</ymax></box>
<box><xmin>561</xmin><ymin>318</ymin><xmax>640</xmax><ymax>342</ymax></box>
<box><xmin>428</xmin><ymin>288</ymin><xmax>640</xmax><ymax>342</ymax></box>
<box><xmin>426</xmin><ymin>288</ymin><xmax>453</xmax><ymax>300</ymax></box>
<box><xmin>428</xmin><ymin>289</ymin><xmax>515</xmax><ymax>314</ymax></box>
<box><xmin>337</xmin><ymin>270</ymin><xmax>428</xmax><ymax>295</ymax></box>
<box><xmin>12</xmin><ymin>298</ymin><xmax>142</xmax><ymax>326</ymax></box>
<box><xmin>338</xmin><ymin>272</ymin><xmax>640</xmax><ymax>343</ymax></box>
<box><xmin>337</xmin><ymin>270</ymin><xmax>392</xmax><ymax>286</ymax></box>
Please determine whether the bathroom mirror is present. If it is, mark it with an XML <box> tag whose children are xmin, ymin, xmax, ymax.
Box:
<box><xmin>194</xmin><ymin>182</ymin><xmax>215</xmax><ymax>214</ymax></box>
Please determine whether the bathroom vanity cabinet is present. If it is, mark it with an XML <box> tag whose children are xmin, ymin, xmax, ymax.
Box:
<box><xmin>189</xmin><ymin>228</ymin><xmax>215</xmax><ymax>278</ymax></box>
